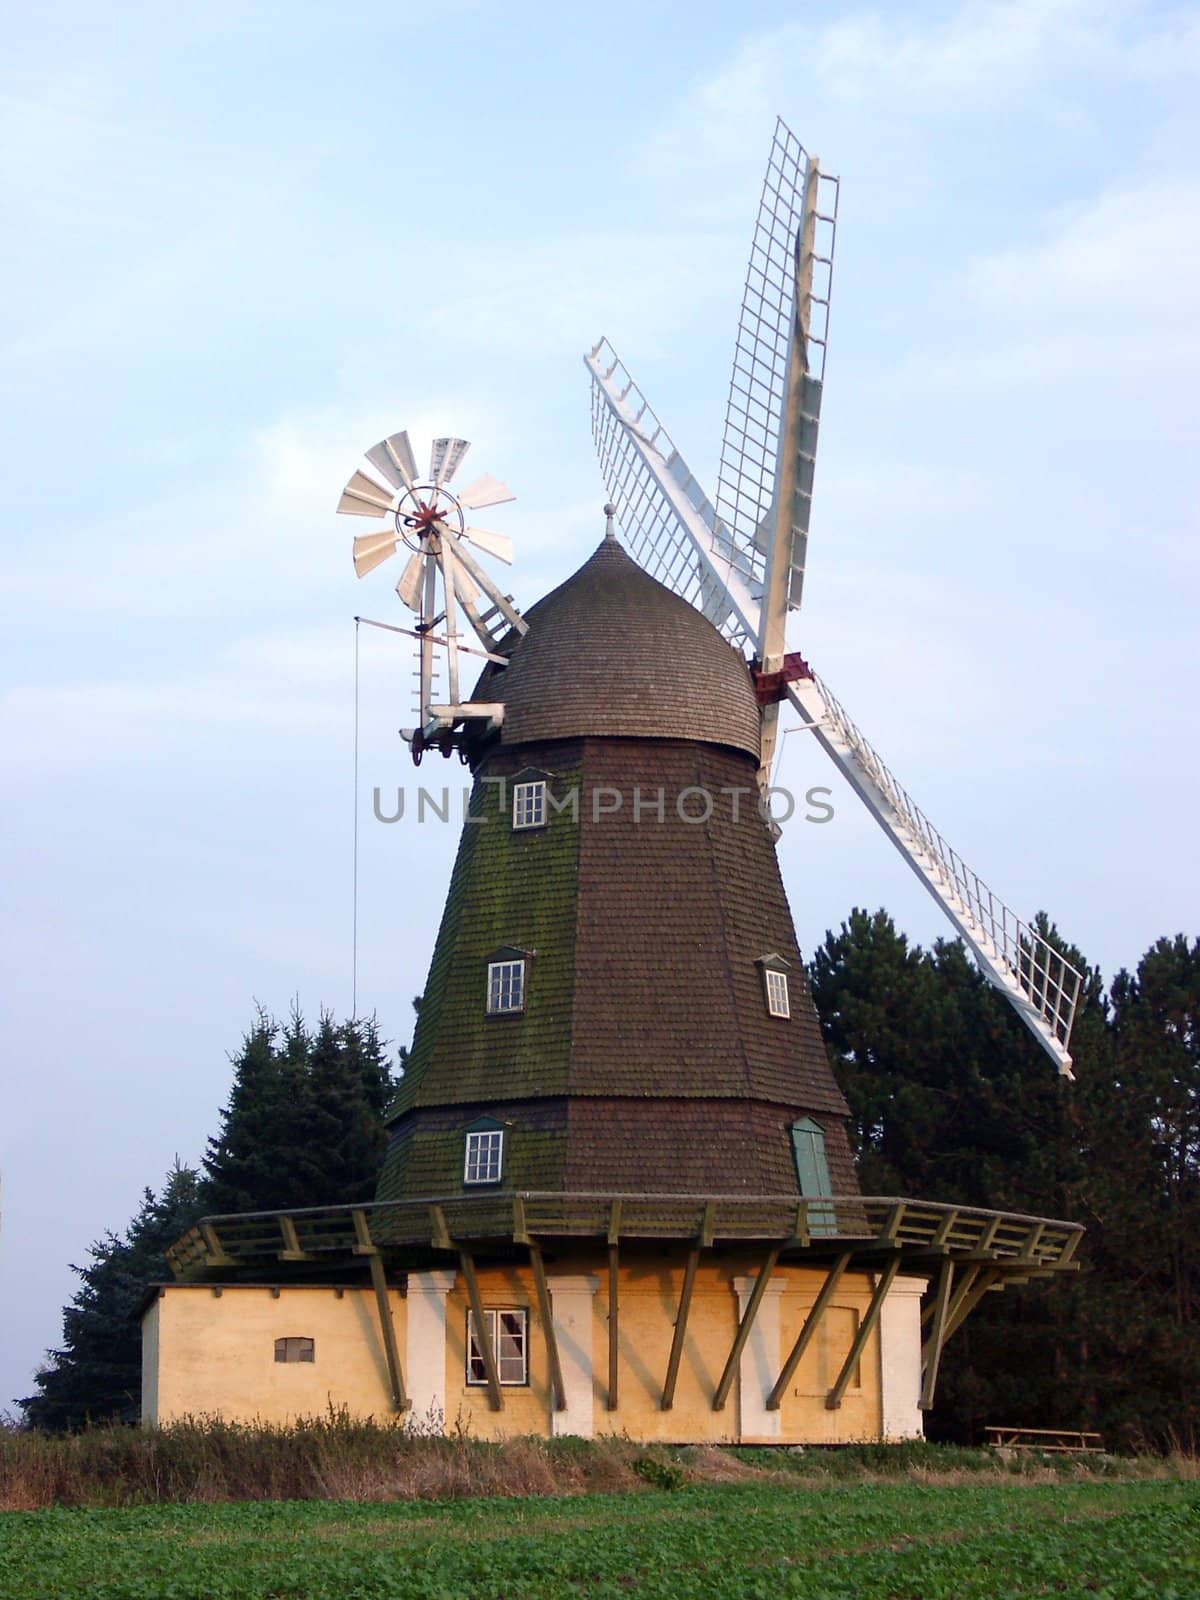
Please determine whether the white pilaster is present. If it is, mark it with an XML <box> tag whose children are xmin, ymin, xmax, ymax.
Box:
<box><xmin>406</xmin><ymin>1269</ymin><xmax>456</xmax><ymax>1430</ymax></box>
<box><xmin>547</xmin><ymin>1275</ymin><xmax>600</xmax><ymax>1438</ymax></box>
<box><xmin>878</xmin><ymin>1273</ymin><xmax>925</xmax><ymax>1440</ymax></box>
<box><xmin>732</xmin><ymin>1275</ymin><xmax>785</xmax><ymax>1441</ymax></box>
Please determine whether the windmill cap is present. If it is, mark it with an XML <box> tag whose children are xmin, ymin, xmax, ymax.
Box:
<box><xmin>479</xmin><ymin>536</ymin><xmax>762</xmax><ymax>759</ymax></box>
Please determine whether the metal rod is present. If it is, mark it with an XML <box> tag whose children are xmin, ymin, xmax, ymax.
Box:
<box><xmin>713</xmin><ymin>1246</ymin><xmax>779</xmax><ymax>1411</ymax></box>
<box><xmin>367</xmin><ymin>1252</ymin><xmax>408</xmax><ymax>1413</ymax></box>
<box><xmin>661</xmin><ymin>1247</ymin><xmax>701</xmax><ymax>1411</ymax></box>
<box><xmin>826</xmin><ymin>1254</ymin><xmax>900</xmax><ymax>1411</ymax></box>
<box><xmin>529</xmin><ymin>1243</ymin><xmax>567</xmax><ymax>1414</ymax></box>
<box><xmin>766</xmin><ymin>1251</ymin><xmax>852</xmax><ymax>1411</ymax></box>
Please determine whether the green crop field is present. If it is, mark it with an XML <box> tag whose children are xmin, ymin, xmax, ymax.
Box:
<box><xmin>2</xmin><ymin>1478</ymin><xmax>1198</xmax><ymax>1600</ymax></box>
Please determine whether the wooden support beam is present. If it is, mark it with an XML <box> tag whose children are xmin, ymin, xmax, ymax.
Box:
<box><xmin>788</xmin><ymin>1201</ymin><xmax>810</xmax><ymax>1249</ymax></box>
<box><xmin>529</xmin><ymin>1243</ymin><xmax>567</xmax><ymax>1414</ymax></box>
<box><xmin>699</xmin><ymin>1200</ymin><xmax>716</xmax><ymax>1248</ymax></box>
<box><xmin>661</xmin><ymin>1246</ymin><xmax>701</xmax><ymax>1411</ymax></box>
<box><xmin>351</xmin><ymin>1208</ymin><xmax>376</xmax><ymax>1256</ymax></box>
<box><xmin>513</xmin><ymin>1195</ymin><xmax>529</xmax><ymax>1245</ymax></box>
<box><xmin>1056</xmin><ymin>1229</ymin><xmax>1083</xmax><ymax>1267</ymax></box>
<box><xmin>930</xmin><ymin>1208</ymin><xmax>960</xmax><ymax>1249</ymax></box>
<box><xmin>429</xmin><ymin>1204</ymin><xmax>453</xmax><ymax>1252</ymax></box>
<box><xmin>713</xmin><ymin>1246</ymin><xmax>779</xmax><ymax>1411</ymax></box>
<box><xmin>766</xmin><ymin>1250</ymin><xmax>852</xmax><ymax>1411</ymax></box>
<box><xmin>607</xmin><ymin>1240</ymin><xmax>619</xmax><ymax>1412</ymax></box>
<box><xmin>367</xmin><ymin>1252</ymin><xmax>408</xmax><ymax>1413</ymax></box>
<box><xmin>200</xmin><ymin>1223</ymin><xmax>233</xmax><ymax>1268</ymax></box>
<box><xmin>827</xmin><ymin>1253</ymin><xmax>901</xmax><ymax>1411</ymax></box>
<box><xmin>459</xmin><ymin>1248</ymin><xmax>503</xmax><ymax>1412</ymax></box>
<box><xmin>277</xmin><ymin>1215</ymin><xmax>313</xmax><ymax>1262</ymax></box>
<box><xmin>1018</xmin><ymin>1221</ymin><xmax>1047</xmax><ymax>1262</ymax></box>
<box><xmin>920</xmin><ymin>1257</ymin><xmax>955</xmax><ymax>1410</ymax></box>
<box><xmin>941</xmin><ymin>1267</ymin><xmax>1001</xmax><ymax>1345</ymax></box>
<box><xmin>941</xmin><ymin>1263</ymin><xmax>981</xmax><ymax>1337</ymax></box>
<box><xmin>877</xmin><ymin>1202</ymin><xmax>907</xmax><ymax>1244</ymax></box>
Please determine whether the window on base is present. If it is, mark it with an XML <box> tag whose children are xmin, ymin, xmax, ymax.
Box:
<box><xmin>466</xmin><ymin>1308</ymin><xmax>528</xmax><ymax>1386</ymax></box>
<box><xmin>274</xmin><ymin>1337</ymin><xmax>315</xmax><ymax>1363</ymax></box>
<box><xmin>464</xmin><ymin>1127</ymin><xmax>504</xmax><ymax>1185</ymax></box>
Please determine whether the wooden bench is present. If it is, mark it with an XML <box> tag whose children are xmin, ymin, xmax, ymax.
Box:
<box><xmin>985</xmin><ymin>1425</ymin><xmax>1103</xmax><ymax>1454</ymax></box>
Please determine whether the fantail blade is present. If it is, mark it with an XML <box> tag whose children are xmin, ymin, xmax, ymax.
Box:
<box><xmin>462</xmin><ymin>525</ymin><xmax>513</xmax><ymax>565</ymax></box>
<box><xmin>457</xmin><ymin>473</ymin><xmax>516</xmax><ymax>511</ymax></box>
<box><xmin>366</xmin><ymin>432</ymin><xmax>418</xmax><ymax>493</ymax></box>
<box><xmin>352</xmin><ymin>530</ymin><xmax>398</xmax><ymax>577</ymax></box>
<box><xmin>338</xmin><ymin>470</ymin><xmax>394</xmax><ymax>517</ymax></box>
<box><xmin>430</xmin><ymin>437</ymin><xmax>471</xmax><ymax>487</ymax></box>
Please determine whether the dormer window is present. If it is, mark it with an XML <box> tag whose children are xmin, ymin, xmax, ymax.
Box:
<box><xmin>757</xmin><ymin>953</ymin><xmax>791</xmax><ymax>1018</ymax></box>
<box><xmin>765</xmin><ymin>969</ymin><xmax>790</xmax><ymax>1018</ymax></box>
<box><xmin>513</xmin><ymin>780</ymin><xmax>546</xmax><ymax>830</ymax></box>
<box><xmin>487</xmin><ymin>955</ymin><xmax>526</xmax><ymax>1014</ymax></box>
<box><xmin>464</xmin><ymin>1127</ymin><xmax>504</xmax><ymax>1185</ymax></box>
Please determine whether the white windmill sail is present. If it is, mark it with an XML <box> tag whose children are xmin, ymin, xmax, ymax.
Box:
<box><xmin>585</xmin><ymin>119</ymin><xmax>1084</xmax><ymax>1077</ymax></box>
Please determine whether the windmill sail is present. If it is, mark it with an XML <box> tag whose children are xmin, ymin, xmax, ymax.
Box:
<box><xmin>788</xmin><ymin>673</ymin><xmax>1083</xmax><ymax>1075</ymax></box>
<box><xmin>715</xmin><ymin>118</ymin><xmax>837</xmax><ymax>624</ymax></box>
<box><xmin>584</xmin><ymin>120</ymin><xmax>1084</xmax><ymax>1076</ymax></box>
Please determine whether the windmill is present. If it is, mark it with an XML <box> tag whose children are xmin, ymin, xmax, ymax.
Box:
<box><xmin>150</xmin><ymin>119</ymin><xmax>1087</xmax><ymax>1441</ymax></box>
<box><xmin>336</xmin><ymin>431</ymin><xmax>525</xmax><ymax>758</ymax></box>
<box><xmin>584</xmin><ymin>119</ymin><xmax>1084</xmax><ymax>1079</ymax></box>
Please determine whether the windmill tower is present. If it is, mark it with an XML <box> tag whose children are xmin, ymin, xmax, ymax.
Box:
<box><xmin>147</xmin><ymin>123</ymin><xmax>1084</xmax><ymax>1443</ymax></box>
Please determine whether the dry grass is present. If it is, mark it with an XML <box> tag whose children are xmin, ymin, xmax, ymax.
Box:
<box><xmin>1</xmin><ymin>1414</ymin><xmax>1191</xmax><ymax>1512</ymax></box>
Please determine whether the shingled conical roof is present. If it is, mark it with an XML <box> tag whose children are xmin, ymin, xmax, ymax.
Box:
<box><xmin>486</xmin><ymin>536</ymin><xmax>762</xmax><ymax>760</ymax></box>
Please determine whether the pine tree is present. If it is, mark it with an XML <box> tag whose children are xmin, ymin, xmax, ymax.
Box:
<box><xmin>21</xmin><ymin>1164</ymin><xmax>203</xmax><ymax>1431</ymax></box>
<box><xmin>200</xmin><ymin>1006</ymin><xmax>396</xmax><ymax>1214</ymax></box>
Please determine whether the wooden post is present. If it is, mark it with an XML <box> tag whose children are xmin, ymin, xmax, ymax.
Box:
<box><xmin>529</xmin><ymin>1243</ymin><xmax>567</xmax><ymax>1414</ymax></box>
<box><xmin>713</xmin><ymin>1246</ymin><xmax>779</xmax><ymax>1411</ymax></box>
<box><xmin>661</xmin><ymin>1247</ymin><xmax>700</xmax><ymax>1411</ymax></box>
<box><xmin>941</xmin><ymin>1267</ymin><xmax>1001</xmax><ymax>1345</ymax></box>
<box><xmin>367</xmin><ymin>1253</ymin><xmax>408</xmax><ymax>1413</ymax></box>
<box><xmin>607</xmin><ymin>1202</ymin><xmax>621</xmax><ymax>1412</ymax></box>
<box><xmin>920</xmin><ymin>1257</ymin><xmax>955</xmax><ymax>1410</ymax></box>
<box><xmin>766</xmin><ymin>1251</ymin><xmax>852</xmax><ymax>1411</ymax></box>
<box><xmin>459</xmin><ymin>1249</ymin><xmax>503</xmax><ymax>1412</ymax></box>
<box><xmin>826</xmin><ymin>1254</ymin><xmax>900</xmax><ymax>1410</ymax></box>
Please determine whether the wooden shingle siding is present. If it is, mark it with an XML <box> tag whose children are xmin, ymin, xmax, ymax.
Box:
<box><xmin>377</xmin><ymin>539</ymin><xmax>858</xmax><ymax>1209</ymax></box>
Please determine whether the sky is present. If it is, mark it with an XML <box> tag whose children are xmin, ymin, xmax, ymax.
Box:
<box><xmin>1</xmin><ymin>0</ymin><xmax>1197</xmax><ymax>1411</ymax></box>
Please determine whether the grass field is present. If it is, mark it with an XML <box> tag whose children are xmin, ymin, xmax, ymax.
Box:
<box><xmin>3</xmin><ymin>1477</ymin><xmax>1198</xmax><ymax>1600</ymax></box>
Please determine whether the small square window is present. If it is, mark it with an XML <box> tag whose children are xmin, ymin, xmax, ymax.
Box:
<box><xmin>765</xmin><ymin>968</ymin><xmax>790</xmax><ymax>1018</ymax></box>
<box><xmin>513</xmin><ymin>781</ymin><xmax>546</xmax><ymax>830</ymax></box>
<box><xmin>464</xmin><ymin>1128</ymin><xmax>504</xmax><ymax>1185</ymax></box>
<box><xmin>274</xmin><ymin>1336</ymin><xmax>314</xmax><ymax>1363</ymax></box>
<box><xmin>467</xmin><ymin>1308</ymin><xmax>528</xmax><ymax>1386</ymax></box>
<box><xmin>487</xmin><ymin>958</ymin><xmax>525</xmax><ymax>1014</ymax></box>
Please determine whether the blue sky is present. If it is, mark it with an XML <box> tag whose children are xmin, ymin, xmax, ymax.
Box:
<box><xmin>2</xmin><ymin>0</ymin><xmax>1197</xmax><ymax>1408</ymax></box>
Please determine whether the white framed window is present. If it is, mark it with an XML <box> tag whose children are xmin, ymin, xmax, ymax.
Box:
<box><xmin>464</xmin><ymin>1128</ymin><xmax>504</xmax><ymax>1185</ymax></box>
<box><xmin>487</xmin><ymin>958</ymin><xmax>525</xmax><ymax>1014</ymax></box>
<box><xmin>512</xmin><ymin>780</ymin><xmax>546</xmax><ymax>830</ymax></box>
<box><xmin>467</xmin><ymin>1308</ymin><xmax>528</xmax><ymax>1386</ymax></box>
<box><xmin>765</xmin><ymin>967</ymin><xmax>790</xmax><ymax>1018</ymax></box>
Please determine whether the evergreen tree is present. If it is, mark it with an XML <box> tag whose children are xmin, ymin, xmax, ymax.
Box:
<box><xmin>201</xmin><ymin>1006</ymin><xmax>396</xmax><ymax>1214</ymax></box>
<box><xmin>21</xmin><ymin>1164</ymin><xmax>203</xmax><ymax>1431</ymax></box>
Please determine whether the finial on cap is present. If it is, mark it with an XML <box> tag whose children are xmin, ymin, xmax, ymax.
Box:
<box><xmin>603</xmin><ymin>502</ymin><xmax>617</xmax><ymax>540</ymax></box>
